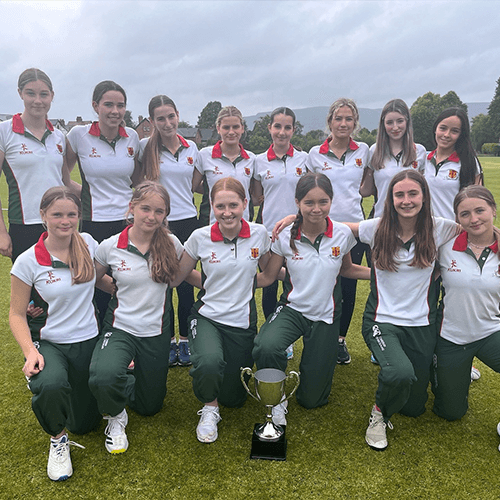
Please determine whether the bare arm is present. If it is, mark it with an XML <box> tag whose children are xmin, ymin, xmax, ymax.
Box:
<box><xmin>185</xmin><ymin>269</ymin><xmax>202</xmax><ymax>289</ymax></box>
<box><xmin>64</xmin><ymin>139</ymin><xmax>82</xmax><ymax>195</ymax></box>
<box><xmin>251</xmin><ymin>180</ymin><xmax>263</xmax><ymax>207</ymax></box>
<box><xmin>131</xmin><ymin>156</ymin><xmax>144</xmax><ymax>187</ymax></box>
<box><xmin>271</xmin><ymin>214</ymin><xmax>297</xmax><ymax>242</ymax></box>
<box><xmin>343</xmin><ymin>222</ymin><xmax>360</xmax><ymax>238</ymax></box>
<box><xmin>0</xmin><ymin>150</ymin><xmax>12</xmax><ymax>257</ymax></box>
<box><xmin>9</xmin><ymin>276</ymin><xmax>45</xmax><ymax>377</ymax></box>
<box><xmin>360</xmin><ymin>167</ymin><xmax>375</xmax><ymax>197</ymax></box>
<box><xmin>192</xmin><ymin>169</ymin><xmax>204</xmax><ymax>194</ymax></box>
<box><xmin>339</xmin><ymin>253</ymin><xmax>370</xmax><ymax>280</ymax></box>
<box><xmin>170</xmin><ymin>251</ymin><xmax>198</xmax><ymax>288</ymax></box>
<box><xmin>256</xmin><ymin>252</ymin><xmax>284</xmax><ymax>288</ymax></box>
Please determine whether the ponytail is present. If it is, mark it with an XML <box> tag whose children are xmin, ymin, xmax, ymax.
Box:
<box><xmin>289</xmin><ymin>211</ymin><xmax>303</xmax><ymax>254</ymax></box>
<box><xmin>68</xmin><ymin>232</ymin><xmax>95</xmax><ymax>284</ymax></box>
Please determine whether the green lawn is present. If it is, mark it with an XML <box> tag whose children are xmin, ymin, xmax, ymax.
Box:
<box><xmin>1</xmin><ymin>160</ymin><xmax>500</xmax><ymax>499</ymax></box>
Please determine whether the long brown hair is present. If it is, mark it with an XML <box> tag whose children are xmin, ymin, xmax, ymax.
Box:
<box><xmin>290</xmin><ymin>173</ymin><xmax>333</xmax><ymax>253</ymax></box>
<box><xmin>372</xmin><ymin>170</ymin><xmax>435</xmax><ymax>271</ymax></box>
<box><xmin>39</xmin><ymin>187</ymin><xmax>94</xmax><ymax>284</ymax></box>
<box><xmin>141</xmin><ymin>95</ymin><xmax>179</xmax><ymax>182</ymax></box>
<box><xmin>126</xmin><ymin>181</ymin><xmax>179</xmax><ymax>284</ymax></box>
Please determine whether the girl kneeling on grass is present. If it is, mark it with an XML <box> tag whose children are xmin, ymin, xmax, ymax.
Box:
<box><xmin>432</xmin><ymin>186</ymin><xmax>500</xmax><ymax>450</ymax></box>
<box><xmin>347</xmin><ymin>170</ymin><xmax>459</xmax><ymax>451</ymax></box>
<box><xmin>89</xmin><ymin>181</ymin><xmax>198</xmax><ymax>454</ymax></box>
<box><xmin>9</xmin><ymin>187</ymin><xmax>113</xmax><ymax>481</ymax></box>
<box><xmin>253</xmin><ymin>173</ymin><xmax>370</xmax><ymax>425</ymax></box>
<box><xmin>172</xmin><ymin>177</ymin><xmax>270</xmax><ymax>443</ymax></box>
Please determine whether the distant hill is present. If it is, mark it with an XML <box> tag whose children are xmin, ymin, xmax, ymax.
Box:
<box><xmin>245</xmin><ymin>103</ymin><xmax>489</xmax><ymax>133</ymax></box>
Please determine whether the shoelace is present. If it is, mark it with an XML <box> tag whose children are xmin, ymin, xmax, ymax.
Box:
<box><xmin>104</xmin><ymin>415</ymin><xmax>125</xmax><ymax>436</ymax></box>
<box><xmin>52</xmin><ymin>439</ymin><xmax>85</xmax><ymax>460</ymax></box>
<box><xmin>197</xmin><ymin>407</ymin><xmax>221</xmax><ymax>424</ymax></box>
<box><xmin>369</xmin><ymin>414</ymin><xmax>393</xmax><ymax>430</ymax></box>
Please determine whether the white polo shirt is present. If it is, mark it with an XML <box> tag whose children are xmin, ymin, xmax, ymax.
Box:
<box><xmin>253</xmin><ymin>144</ymin><xmax>307</xmax><ymax>235</ymax></box>
<box><xmin>306</xmin><ymin>138</ymin><xmax>369</xmax><ymax>222</ymax></box>
<box><xmin>95</xmin><ymin>226</ymin><xmax>184</xmax><ymax>337</ymax></box>
<box><xmin>197</xmin><ymin>141</ymin><xmax>255</xmax><ymax>224</ymax></box>
<box><xmin>369</xmin><ymin>143</ymin><xmax>426</xmax><ymax>218</ymax></box>
<box><xmin>67</xmin><ymin>122</ymin><xmax>139</xmax><ymax>222</ymax></box>
<box><xmin>11</xmin><ymin>232</ymin><xmax>99</xmax><ymax>344</ymax></box>
<box><xmin>359</xmin><ymin>217</ymin><xmax>458</xmax><ymax>326</ymax></box>
<box><xmin>184</xmin><ymin>219</ymin><xmax>270</xmax><ymax>329</ymax></box>
<box><xmin>438</xmin><ymin>232</ymin><xmax>500</xmax><ymax>344</ymax></box>
<box><xmin>0</xmin><ymin>114</ymin><xmax>65</xmax><ymax>224</ymax></box>
<box><xmin>138</xmin><ymin>135</ymin><xmax>199</xmax><ymax>221</ymax></box>
<box><xmin>424</xmin><ymin>150</ymin><xmax>481</xmax><ymax>220</ymax></box>
<box><xmin>273</xmin><ymin>218</ymin><xmax>356</xmax><ymax>324</ymax></box>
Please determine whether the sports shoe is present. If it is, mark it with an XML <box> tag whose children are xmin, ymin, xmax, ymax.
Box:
<box><xmin>286</xmin><ymin>344</ymin><xmax>294</xmax><ymax>360</ymax></box>
<box><xmin>103</xmin><ymin>409</ymin><xmax>129</xmax><ymax>454</ymax></box>
<box><xmin>337</xmin><ymin>338</ymin><xmax>351</xmax><ymax>364</ymax></box>
<box><xmin>169</xmin><ymin>342</ymin><xmax>179</xmax><ymax>366</ymax></box>
<box><xmin>47</xmin><ymin>434</ymin><xmax>84</xmax><ymax>481</ymax></box>
<box><xmin>178</xmin><ymin>341</ymin><xmax>192</xmax><ymax>366</ymax></box>
<box><xmin>370</xmin><ymin>353</ymin><xmax>379</xmax><ymax>365</ymax></box>
<box><xmin>196</xmin><ymin>406</ymin><xmax>221</xmax><ymax>443</ymax></box>
<box><xmin>365</xmin><ymin>405</ymin><xmax>393</xmax><ymax>451</ymax></box>
<box><xmin>471</xmin><ymin>366</ymin><xmax>481</xmax><ymax>381</ymax></box>
<box><xmin>272</xmin><ymin>400</ymin><xmax>288</xmax><ymax>426</ymax></box>
<box><xmin>497</xmin><ymin>421</ymin><xmax>500</xmax><ymax>437</ymax></box>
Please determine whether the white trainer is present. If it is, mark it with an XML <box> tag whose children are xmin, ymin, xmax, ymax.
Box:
<box><xmin>196</xmin><ymin>405</ymin><xmax>221</xmax><ymax>443</ymax></box>
<box><xmin>47</xmin><ymin>434</ymin><xmax>84</xmax><ymax>481</ymax></box>
<box><xmin>471</xmin><ymin>366</ymin><xmax>481</xmax><ymax>381</ymax></box>
<box><xmin>272</xmin><ymin>400</ymin><xmax>288</xmax><ymax>426</ymax></box>
<box><xmin>104</xmin><ymin>409</ymin><xmax>129</xmax><ymax>454</ymax></box>
<box><xmin>365</xmin><ymin>405</ymin><xmax>393</xmax><ymax>451</ymax></box>
<box><xmin>497</xmin><ymin>421</ymin><xmax>500</xmax><ymax>437</ymax></box>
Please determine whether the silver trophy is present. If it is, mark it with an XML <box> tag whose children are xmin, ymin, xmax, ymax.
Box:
<box><xmin>241</xmin><ymin>367</ymin><xmax>300</xmax><ymax>459</ymax></box>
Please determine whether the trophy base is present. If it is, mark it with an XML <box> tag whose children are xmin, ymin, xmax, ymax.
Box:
<box><xmin>250</xmin><ymin>424</ymin><xmax>287</xmax><ymax>461</ymax></box>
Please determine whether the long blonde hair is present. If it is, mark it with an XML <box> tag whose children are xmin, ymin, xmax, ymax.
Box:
<box><xmin>40</xmin><ymin>187</ymin><xmax>94</xmax><ymax>284</ymax></box>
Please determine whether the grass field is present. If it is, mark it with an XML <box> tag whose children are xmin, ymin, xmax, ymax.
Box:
<box><xmin>1</xmin><ymin>160</ymin><xmax>500</xmax><ymax>499</ymax></box>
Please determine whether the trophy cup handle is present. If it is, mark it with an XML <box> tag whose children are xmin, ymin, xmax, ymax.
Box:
<box><xmin>284</xmin><ymin>370</ymin><xmax>300</xmax><ymax>400</ymax></box>
<box><xmin>240</xmin><ymin>367</ymin><xmax>260</xmax><ymax>402</ymax></box>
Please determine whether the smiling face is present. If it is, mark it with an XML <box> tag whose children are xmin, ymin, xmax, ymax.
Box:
<box><xmin>296</xmin><ymin>186</ymin><xmax>332</xmax><ymax>226</ymax></box>
<box><xmin>435</xmin><ymin>115</ymin><xmax>462</xmax><ymax>154</ymax></box>
<box><xmin>456</xmin><ymin>197</ymin><xmax>496</xmax><ymax>242</ymax></box>
<box><xmin>217</xmin><ymin>116</ymin><xmax>244</xmax><ymax>146</ymax></box>
<box><xmin>129</xmin><ymin>193</ymin><xmax>167</xmax><ymax>234</ymax></box>
<box><xmin>384</xmin><ymin>111</ymin><xmax>407</xmax><ymax>144</ymax></box>
<box><xmin>212</xmin><ymin>189</ymin><xmax>247</xmax><ymax>236</ymax></box>
<box><xmin>268</xmin><ymin>113</ymin><xmax>294</xmax><ymax>149</ymax></box>
<box><xmin>392</xmin><ymin>178</ymin><xmax>424</xmax><ymax>221</ymax></box>
<box><xmin>329</xmin><ymin>105</ymin><xmax>355</xmax><ymax>140</ymax></box>
<box><xmin>41</xmin><ymin>198</ymin><xmax>79</xmax><ymax>239</ymax></box>
<box><xmin>93</xmin><ymin>90</ymin><xmax>127</xmax><ymax>131</ymax></box>
<box><xmin>19</xmin><ymin>80</ymin><xmax>54</xmax><ymax>120</ymax></box>
<box><xmin>151</xmin><ymin>104</ymin><xmax>179</xmax><ymax>142</ymax></box>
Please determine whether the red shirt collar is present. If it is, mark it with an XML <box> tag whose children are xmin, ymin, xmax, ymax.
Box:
<box><xmin>89</xmin><ymin>121</ymin><xmax>128</xmax><ymax>138</ymax></box>
<box><xmin>34</xmin><ymin>232</ymin><xmax>52</xmax><ymax>266</ymax></box>
<box><xmin>267</xmin><ymin>143</ymin><xmax>294</xmax><ymax>161</ymax></box>
<box><xmin>319</xmin><ymin>137</ymin><xmax>358</xmax><ymax>154</ymax></box>
<box><xmin>294</xmin><ymin>217</ymin><xmax>333</xmax><ymax>240</ymax></box>
<box><xmin>427</xmin><ymin>150</ymin><xmax>460</xmax><ymax>163</ymax></box>
<box><xmin>12</xmin><ymin>113</ymin><xmax>54</xmax><ymax>135</ymax></box>
<box><xmin>452</xmin><ymin>230</ymin><xmax>498</xmax><ymax>253</ymax></box>
<box><xmin>178</xmin><ymin>134</ymin><xmax>189</xmax><ymax>147</ymax></box>
<box><xmin>212</xmin><ymin>140</ymin><xmax>250</xmax><ymax>160</ymax></box>
<box><xmin>210</xmin><ymin>219</ymin><xmax>251</xmax><ymax>242</ymax></box>
<box><xmin>117</xmin><ymin>225</ymin><xmax>133</xmax><ymax>248</ymax></box>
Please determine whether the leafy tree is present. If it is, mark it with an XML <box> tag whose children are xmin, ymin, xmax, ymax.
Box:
<box><xmin>487</xmin><ymin>76</ymin><xmax>500</xmax><ymax>141</ymax></box>
<box><xmin>196</xmin><ymin>101</ymin><xmax>222</xmax><ymax>129</ymax></box>
<box><xmin>411</xmin><ymin>91</ymin><xmax>467</xmax><ymax>150</ymax></box>
<box><xmin>124</xmin><ymin>110</ymin><xmax>136</xmax><ymax>128</ymax></box>
<box><xmin>471</xmin><ymin>114</ymin><xmax>495</xmax><ymax>151</ymax></box>
<box><xmin>178</xmin><ymin>120</ymin><xmax>192</xmax><ymax>128</ymax></box>
<box><xmin>246</xmin><ymin>115</ymin><xmax>271</xmax><ymax>154</ymax></box>
<box><xmin>355</xmin><ymin>128</ymin><xmax>376</xmax><ymax>147</ymax></box>
<box><xmin>295</xmin><ymin>129</ymin><xmax>328</xmax><ymax>153</ymax></box>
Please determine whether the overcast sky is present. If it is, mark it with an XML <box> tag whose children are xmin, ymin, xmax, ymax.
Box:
<box><xmin>1</xmin><ymin>0</ymin><xmax>498</xmax><ymax>126</ymax></box>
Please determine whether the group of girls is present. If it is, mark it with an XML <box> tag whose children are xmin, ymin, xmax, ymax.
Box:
<box><xmin>3</xmin><ymin>67</ymin><xmax>498</xmax><ymax>482</ymax></box>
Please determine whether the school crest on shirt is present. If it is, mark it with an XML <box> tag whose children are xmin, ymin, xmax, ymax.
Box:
<box><xmin>446</xmin><ymin>260</ymin><xmax>461</xmax><ymax>273</ymax></box>
<box><xmin>244</xmin><ymin>167</ymin><xmax>251</xmax><ymax>176</ymax></box>
<box><xmin>56</xmin><ymin>144</ymin><xmax>64</xmax><ymax>154</ymax></box>
<box><xmin>330</xmin><ymin>246</ymin><xmax>341</xmax><ymax>258</ymax></box>
<box><xmin>412</xmin><ymin>161</ymin><xmax>418</xmax><ymax>169</ymax></box>
<box><xmin>89</xmin><ymin>147</ymin><xmax>101</xmax><ymax>158</ymax></box>
<box><xmin>127</xmin><ymin>147</ymin><xmax>135</xmax><ymax>158</ymax></box>
<box><xmin>447</xmin><ymin>169</ymin><xmax>458</xmax><ymax>180</ymax></box>
<box><xmin>213</xmin><ymin>166</ymin><xmax>223</xmax><ymax>175</ymax></box>
<box><xmin>209</xmin><ymin>251</ymin><xmax>221</xmax><ymax>264</ymax></box>
<box><xmin>187</xmin><ymin>157</ymin><xmax>194</xmax><ymax>165</ymax></box>
<box><xmin>46</xmin><ymin>270</ymin><xmax>61</xmax><ymax>284</ymax></box>
<box><xmin>355</xmin><ymin>158</ymin><xmax>363</xmax><ymax>167</ymax></box>
<box><xmin>296</xmin><ymin>167</ymin><xmax>303</xmax><ymax>176</ymax></box>
<box><xmin>322</xmin><ymin>161</ymin><xmax>331</xmax><ymax>170</ymax></box>
<box><xmin>291</xmin><ymin>251</ymin><xmax>303</xmax><ymax>261</ymax></box>
<box><xmin>264</xmin><ymin>169</ymin><xmax>274</xmax><ymax>180</ymax></box>
<box><xmin>117</xmin><ymin>259</ymin><xmax>131</xmax><ymax>272</ymax></box>
<box><xmin>19</xmin><ymin>143</ymin><xmax>33</xmax><ymax>155</ymax></box>
<box><xmin>250</xmin><ymin>248</ymin><xmax>259</xmax><ymax>259</ymax></box>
